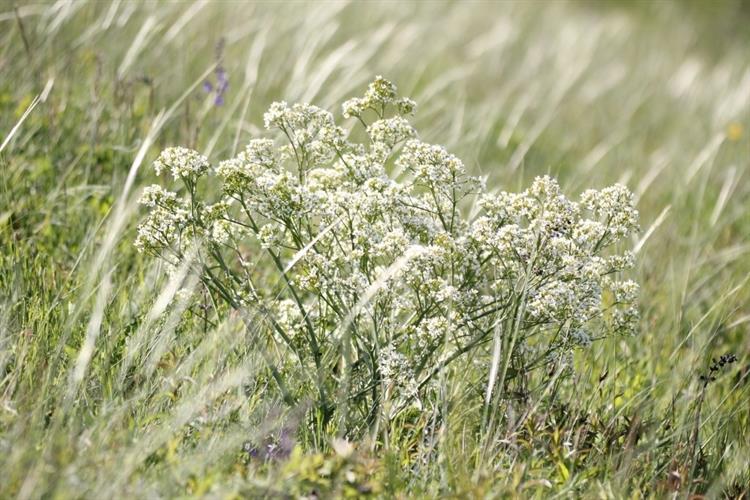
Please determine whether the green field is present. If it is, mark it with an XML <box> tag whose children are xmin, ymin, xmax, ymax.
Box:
<box><xmin>1</xmin><ymin>1</ymin><xmax>749</xmax><ymax>497</ymax></box>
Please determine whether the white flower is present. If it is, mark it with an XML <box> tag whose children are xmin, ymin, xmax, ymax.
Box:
<box><xmin>367</xmin><ymin>116</ymin><xmax>415</xmax><ymax>147</ymax></box>
<box><xmin>398</xmin><ymin>139</ymin><xmax>466</xmax><ymax>185</ymax></box>
<box><xmin>210</xmin><ymin>219</ymin><xmax>233</xmax><ymax>245</ymax></box>
<box><xmin>263</xmin><ymin>102</ymin><xmax>341</xmax><ymax>166</ymax></box>
<box><xmin>134</xmin><ymin>205</ymin><xmax>189</xmax><ymax>253</ymax></box>
<box><xmin>275</xmin><ymin>299</ymin><xmax>304</xmax><ymax>339</ymax></box>
<box><xmin>258</xmin><ymin>223</ymin><xmax>283</xmax><ymax>249</ymax></box>
<box><xmin>580</xmin><ymin>183</ymin><xmax>639</xmax><ymax>239</ymax></box>
<box><xmin>244</xmin><ymin>138</ymin><xmax>277</xmax><ymax>168</ymax></box>
<box><xmin>365</xmin><ymin>75</ymin><xmax>398</xmax><ymax>106</ymax></box>
<box><xmin>607</xmin><ymin>279</ymin><xmax>640</xmax><ymax>303</ymax></box>
<box><xmin>378</xmin><ymin>345</ymin><xmax>417</xmax><ymax>399</ymax></box>
<box><xmin>396</xmin><ymin>97</ymin><xmax>417</xmax><ymax>116</ymax></box>
<box><xmin>153</xmin><ymin>147</ymin><xmax>209</xmax><ymax>179</ymax></box>
<box><xmin>136</xmin><ymin>76</ymin><xmax>642</xmax><ymax>417</ymax></box>
<box><xmin>138</xmin><ymin>185</ymin><xmax>177</xmax><ymax>208</ymax></box>
<box><xmin>342</xmin><ymin>97</ymin><xmax>367</xmax><ymax>119</ymax></box>
<box><xmin>606</xmin><ymin>251</ymin><xmax>635</xmax><ymax>271</ymax></box>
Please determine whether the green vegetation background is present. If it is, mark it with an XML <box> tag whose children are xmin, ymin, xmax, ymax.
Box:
<box><xmin>1</xmin><ymin>0</ymin><xmax>748</xmax><ymax>497</ymax></box>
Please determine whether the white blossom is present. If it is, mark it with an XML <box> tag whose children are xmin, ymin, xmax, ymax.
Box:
<box><xmin>136</xmin><ymin>76</ymin><xmax>641</xmax><ymax>412</ymax></box>
<box><xmin>367</xmin><ymin>116</ymin><xmax>415</xmax><ymax>148</ymax></box>
<box><xmin>138</xmin><ymin>185</ymin><xmax>177</xmax><ymax>208</ymax></box>
<box><xmin>153</xmin><ymin>147</ymin><xmax>209</xmax><ymax>179</ymax></box>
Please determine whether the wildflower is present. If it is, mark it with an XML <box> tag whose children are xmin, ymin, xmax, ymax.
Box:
<box><xmin>136</xmin><ymin>76</ymin><xmax>641</xmax><ymax>420</ymax></box>
<box><xmin>263</xmin><ymin>102</ymin><xmax>341</xmax><ymax>167</ymax></box>
<box><xmin>153</xmin><ymin>147</ymin><xmax>209</xmax><ymax>180</ymax></box>
<box><xmin>202</xmin><ymin>38</ymin><xmax>229</xmax><ymax>106</ymax></box>
<box><xmin>134</xmin><ymin>204</ymin><xmax>189</xmax><ymax>253</ymax></box>
<box><xmin>365</xmin><ymin>75</ymin><xmax>398</xmax><ymax>107</ymax></box>
<box><xmin>379</xmin><ymin>345</ymin><xmax>417</xmax><ymax>399</ymax></box>
<box><xmin>367</xmin><ymin>116</ymin><xmax>415</xmax><ymax>148</ymax></box>
<box><xmin>580</xmin><ymin>183</ymin><xmax>639</xmax><ymax>239</ymax></box>
<box><xmin>726</xmin><ymin>122</ymin><xmax>743</xmax><ymax>142</ymax></box>
<box><xmin>342</xmin><ymin>97</ymin><xmax>367</xmax><ymax>119</ymax></box>
<box><xmin>398</xmin><ymin>139</ymin><xmax>466</xmax><ymax>185</ymax></box>
<box><xmin>607</xmin><ymin>279</ymin><xmax>639</xmax><ymax>303</ymax></box>
<box><xmin>138</xmin><ymin>185</ymin><xmax>177</xmax><ymax>208</ymax></box>
<box><xmin>396</xmin><ymin>97</ymin><xmax>417</xmax><ymax>115</ymax></box>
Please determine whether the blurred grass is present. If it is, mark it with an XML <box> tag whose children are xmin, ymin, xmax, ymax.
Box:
<box><xmin>1</xmin><ymin>0</ymin><xmax>749</xmax><ymax>497</ymax></box>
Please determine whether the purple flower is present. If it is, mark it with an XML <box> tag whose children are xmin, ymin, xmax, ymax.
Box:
<box><xmin>201</xmin><ymin>39</ymin><xmax>229</xmax><ymax>107</ymax></box>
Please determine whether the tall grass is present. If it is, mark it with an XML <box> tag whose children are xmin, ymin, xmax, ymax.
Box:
<box><xmin>1</xmin><ymin>0</ymin><xmax>748</xmax><ymax>497</ymax></box>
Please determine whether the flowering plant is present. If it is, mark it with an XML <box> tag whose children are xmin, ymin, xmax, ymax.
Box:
<box><xmin>136</xmin><ymin>77</ymin><xmax>639</xmax><ymax>436</ymax></box>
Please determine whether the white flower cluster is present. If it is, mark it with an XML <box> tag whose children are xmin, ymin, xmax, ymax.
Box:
<box><xmin>152</xmin><ymin>147</ymin><xmax>209</xmax><ymax>179</ymax></box>
<box><xmin>136</xmin><ymin>77</ymin><xmax>641</xmax><ymax>421</ymax></box>
<box><xmin>138</xmin><ymin>185</ymin><xmax>177</xmax><ymax>208</ymax></box>
<box><xmin>470</xmin><ymin>175</ymin><xmax>640</xmax><ymax>348</ymax></box>
<box><xmin>134</xmin><ymin>185</ymin><xmax>188</xmax><ymax>254</ymax></box>
<box><xmin>342</xmin><ymin>75</ymin><xmax>417</xmax><ymax>119</ymax></box>
<box><xmin>263</xmin><ymin>102</ymin><xmax>345</xmax><ymax>168</ymax></box>
<box><xmin>367</xmin><ymin>116</ymin><xmax>415</xmax><ymax>148</ymax></box>
<box><xmin>378</xmin><ymin>345</ymin><xmax>418</xmax><ymax>400</ymax></box>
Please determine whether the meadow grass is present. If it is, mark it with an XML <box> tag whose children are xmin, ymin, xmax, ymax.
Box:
<box><xmin>1</xmin><ymin>1</ymin><xmax>749</xmax><ymax>497</ymax></box>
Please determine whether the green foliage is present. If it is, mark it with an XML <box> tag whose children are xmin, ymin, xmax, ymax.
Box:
<box><xmin>279</xmin><ymin>442</ymin><xmax>383</xmax><ymax>498</ymax></box>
